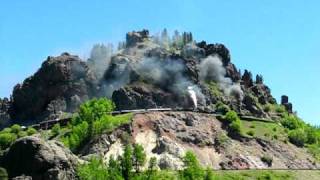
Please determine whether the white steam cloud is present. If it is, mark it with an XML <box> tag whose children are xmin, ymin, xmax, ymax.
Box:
<box><xmin>199</xmin><ymin>55</ymin><xmax>243</xmax><ymax>100</ymax></box>
<box><xmin>187</xmin><ymin>86</ymin><xmax>198</xmax><ymax>108</ymax></box>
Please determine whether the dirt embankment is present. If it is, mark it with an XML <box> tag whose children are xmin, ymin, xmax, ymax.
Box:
<box><xmin>82</xmin><ymin>111</ymin><xmax>319</xmax><ymax>170</ymax></box>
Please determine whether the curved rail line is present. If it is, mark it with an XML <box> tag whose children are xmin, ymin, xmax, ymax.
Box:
<box><xmin>29</xmin><ymin>108</ymin><xmax>275</xmax><ymax>130</ymax></box>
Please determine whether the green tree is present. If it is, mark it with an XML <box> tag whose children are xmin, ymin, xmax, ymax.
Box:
<box><xmin>77</xmin><ymin>157</ymin><xmax>108</xmax><ymax>180</ymax></box>
<box><xmin>78</xmin><ymin>98</ymin><xmax>115</xmax><ymax>137</ymax></box>
<box><xmin>147</xmin><ymin>157</ymin><xmax>157</xmax><ymax>180</ymax></box>
<box><xmin>204</xmin><ymin>168</ymin><xmax>215</xmax><ymax>180</ymax></box>
<box><xmin>133</xmin><ymin>144</ymin><xmax>146</xmax><ymax>173</ymax></box>
<box><xmin>121</xmin><ymin>145</ymin><xmax>133</xmax><ymax>180</ymax></box>
<box><xmin>108</xmin><ymin>155</ymin><xmax>123</xmax><ymax>180</ymax></box>
<box><xmin>181</xmin><ymin>151</ymin><xmax>204</xmax><ymax>180</ymax></box>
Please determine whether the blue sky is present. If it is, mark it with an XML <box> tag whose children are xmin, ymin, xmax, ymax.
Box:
<box><xmin>0</xmin><ymin>0</ymin><xmax>319</xmax><ymax>124</ymax></box>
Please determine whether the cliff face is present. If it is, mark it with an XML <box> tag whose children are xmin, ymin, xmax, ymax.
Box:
<box><xmin>3</xmin><ymin>29</ymin><xmax>282</xmax><ymax>125</ymax></box>
<box><xmin>9</xmin><ymin>53</ymin><xmax>98</xmax><ymax>122</ymax></box>
<box><xmin>80</xmin><ymin>111</ymin><xmax>318</xmax><ymax>170</ymax></box>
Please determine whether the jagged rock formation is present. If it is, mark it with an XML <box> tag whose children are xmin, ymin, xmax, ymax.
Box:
<box><xmin>281</xmin><ymin>95</ymin><xmax>293</xmax><ymax>113</ymax></box>
<box><xmin>9</xmin><ymin>53</ymin><xmax>98</xmax><ymax>122</ymax></box>
<box><xmin>0</xmin><ymin>98</ymin><xmax>11</xmax><ymax>127</ymax></box>
<box><xmin>0</xmin><ymin>136</ymin><xmax>79</xmax><ymax>179</ymax></box>
<box><xmin>2</xmin><ymin>29</ymin><xmax>290</xmax><ymax>124</ymax></box>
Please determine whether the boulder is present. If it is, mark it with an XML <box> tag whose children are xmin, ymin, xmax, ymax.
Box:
<box><xmin>0</xmin><ymin>136</ymin><xmax>79</xmax><ymax>180</ymax></box>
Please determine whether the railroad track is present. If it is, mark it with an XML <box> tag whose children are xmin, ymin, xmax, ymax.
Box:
<box><xmin>29</xmin><ymin>108</ymin><xmax>274</xmax><ymax>130</ymax></box>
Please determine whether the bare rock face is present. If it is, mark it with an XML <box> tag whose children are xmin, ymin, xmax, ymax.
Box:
<box><xmin>196</xmin><ymin>41</ymin><xmax>231</xmax><ymax>66</ymax></box>
<box><xmin>10</xmin><ymin>53</ymin><xmax>97</xmax><ymax>122</ymax></box>
<box><xmin>251</xmin><ymin>84</ymin><xmax>277</xmax><ymax>105</ymax></box>
<box><xmin>126</xmin><ymin>30</ymin><xmax>149</xmax><ymax>47</ymax></box>
<box><xmin>242</xmin><ymin>94</ymin><xmax>265</xmax><ymax>117</ymax></box>
<box><xmin>0</xmin><ymin>136</ymin><xmax>79</xmax><ymax>180</ymax></box>
<box><xmin>112</xmin><ymin>83</ymin><xmax>194</xmax><ymax>110</ymax></box>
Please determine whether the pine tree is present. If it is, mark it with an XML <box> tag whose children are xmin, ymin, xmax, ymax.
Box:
<box><xmin>121</xmin><ymin>145</ymin><xmax>133</xmax><ymax>180</ymax></box>
<box><xmin>133</xmin><ymin>144</ymin><xmax>146</xmax><ymax>173</ymax></box>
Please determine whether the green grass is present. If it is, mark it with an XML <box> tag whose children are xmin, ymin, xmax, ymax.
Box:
<box><xmin>213</xmin><ymin>170</ymin><xmax>293</xmax><ymax>180</ymax></box>
<box><xmin>240</xmin><ymin>119</ymin><xmax>287</xmax><ymax>141</ymax></box>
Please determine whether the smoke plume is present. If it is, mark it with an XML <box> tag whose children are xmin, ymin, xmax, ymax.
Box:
<box><xmin>199</xmin><ymin>55</ymin><xmax>243</xmax><ymax>100</ymax></box>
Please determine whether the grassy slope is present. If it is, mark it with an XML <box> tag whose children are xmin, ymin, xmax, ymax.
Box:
<box><xmin>212</xmin><ymin>170</ymin><xmax>320</xmax><ymax>180</ymax></box>
<box><xmin>240</xmin><ymin>119</ymin><xmax>287</xmax><ymax>141</ymax></box>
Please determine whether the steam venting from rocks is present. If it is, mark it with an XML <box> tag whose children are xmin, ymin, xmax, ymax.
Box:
<box><xmin>87</xmin><ymin>43</ymin><xmax>113</xmax><ymax>79</ymax></box>
<box><xmin>199</xmin><ymin>55</ymin><xmax>243</xmax><ymax>100</ymax></box>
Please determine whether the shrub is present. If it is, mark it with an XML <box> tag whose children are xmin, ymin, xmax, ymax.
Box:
<box><xmin>0</xmin><ymin>167</ymin><xmax>8</xmax><ymax>180</ymax></box>
<box><xmin>224</xmin><ymin>111</ymin><xmax>240</xmax><ymax>123</ymax></box>
<box><xmin>77</xmin><ymin>157</ymin><xmax>108</xmax><ymax>180</ymax></box>
<box><xmin>17</xmin><ymin>131</ymin><xmax>28</xmax><ymax>138</ymax></box>
<box><xmin>1</xmin><ymin>128</ymin><xmax>11</xmax><ymax>134</ymax></box>
<box><xmin>10</xmin><ymin>124</ymin><xmax>22</xmax><ymax>134</ymax></box>
<box><xmin>62</xmin><ymin>121</ymin><xmax>89</xmax><ymax>151</ymax></box>
<box><xmin>215</xmin><ymin>102</ymin><xmax>230</xmax><ymax>115</ymax></box>
<box><xmin>247</xmin><ymin>130</ymin><xmax>255</xmax><ymax>136</ymax></box>
<box><xmin>26</xmin><ymin>127</ymin><xmax>37</xmax><ymax>136</ymax></box>
<box><xmin>273</xmin><ymin>135</ymin><xmax>278</xmax><ymax>140</ymax></box>
<box><xmin>288</xmin><ymin>129</ymin><xmax>307</xmax><ymax>147</ymax></box>
<box><xmin>249</xmin><ymin>125</ymin><xmax>255</xmax><ymax>129</ymax></box>
<box><xmin>305</xmin><ymin>127</ymin><xmax>318</xmax><ymax>144</ymax></box>
<box><xmin>261</xmin><ymin>155</ymin><xmax>273</xmax><ymax>167</ymax></box>
<box><xmin>229</xmin><ymin>119</ymin><xmax>241</xmax><ymax>135</ymax></box>
<box><xmin>275</xmin><ymin>105</ymin><xmax>286</xmax><ymax>113</ymax></box>
<box><xmin>0</xmin><ymin>133</ymin><xmax>17</xmax><ymax>150</ymax></box>
<box><xmin>263</xmin><ymin>104</ymin><xmax>272</xmax><ymax>112</ymax></box>
<box><xmin>215</xmin><ymin>133</ymin><xmax>229</xmax><ymax>148</ymax></box>
<box><xmin>181</xmin><ymin>151</ymin><xmax>204</xmax><ymax>180</ymax></box>
<box><xmin>281</xmin><ymin>115</ymin><xmax>304</xmax><ymax>130</ymax></box>
<box><xmin>51</xmin><ymin>124</ymin><xmax>61</xmax><ymax>137</ymax></box>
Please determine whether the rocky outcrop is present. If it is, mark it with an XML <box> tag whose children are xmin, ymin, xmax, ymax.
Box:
<box><xmin>0</xmin><ymin>98</ymin><xmax>11</xmax><ymax>127</ymax></box>
<box><xmin>0</xmin><ymin>136</ymin><xmax>79</xmax><ymax>179</ymax></box>
<box><xmin>281</xmin><ymin>95</ymin><xmax>293</xmax><ymax>113</ymax></box>
<box><xmin>126</xmin><ymin>30</ymin><xmax>149</xmax><ymax>47</ymax></box>
<box><xmin>112</xmin><ymin>83</ymin><xmax>195</xmax><ymax>110</ymax></box>
<box><xmin>10</xmin><ymin>53</ymin><xmax>98</xmax><ymax>122</ymax></box>
<box><xmin>196</xmin><ymin>41</ymin><xmax>231</xmax><ymax>66</ymax></box>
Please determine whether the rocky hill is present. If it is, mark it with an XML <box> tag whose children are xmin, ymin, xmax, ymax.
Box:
<box><xmin>0</xmin><ymin>29</ymin><xmax>318</xmax><ymax>179</ymax></box>
<box><xmin>2</xmin><ymin>29</ymin><xmax>287</xmax><ymax>125</ymax></box>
